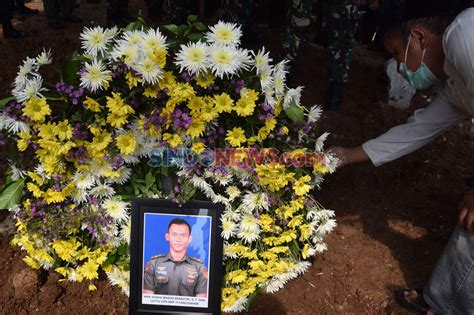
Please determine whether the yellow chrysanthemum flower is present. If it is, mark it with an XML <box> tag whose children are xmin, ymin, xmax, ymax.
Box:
<box><xmin>186</xmin><ymin>117</ymin><xmax>205</xmax><ymax>138</ymax></box>
<box><xmin>192</xmin><ymin>142</ymin><xmax>206</xmax><ymax>154</ymax></box>
<box><xmin>23</xmin><ymin>97</ymin><xmax>51</xmax><ymax>122</ymax></box>
<box><xmin>77</xmin><ymin>259</ymin><xmax>99</xmax><ymax>280</ymax></box>
<box><xmin>83</xmin><ymin>97</ymin><xmax>102</xmax><ymax>112</ymax></box>
<box><xmin>116</xmin><ymin>133</ymin><xmax>137</xmax><ymax>155</ymax></box>
<box><xmin>17</xmin><ymin>132</ymin><xmax>31</xmax><ymax>151</ymax></box>
<box><xmin>125</xmin><ymin>72</ymin><xmax>142</xmax><ymax>89</ymax></box>
<box><xmin>226</xmin><ymin>127</ymin><xmax>246</xmax><ymax>147</ymax></box>
<box><xmin>293</xmin><ymin>175</ymin><xmax>311</xmax><ymax>196</ymax></box>
<box><xmin>163</xmin><ymin>133</ymin><xmax>183</xmax><ymax>148</ymax></box>
<box><xmin>195</xmin><ymin>72</ymin><xmax>215</xmax><ymax>88</ymax></box>
<box><xmin>56</xmin><ymin>120</ymin><xmax>73</xmax><ymax>141</ymax></box>
<box><xmin>226</xmin><ymin>269</ymin><xmax>247</xmax><ymax>284</ymax></box>
<box><xmin>214</xmin><ymin>93</ymin><xmax>234</xmax><ymax>113</ymax></box>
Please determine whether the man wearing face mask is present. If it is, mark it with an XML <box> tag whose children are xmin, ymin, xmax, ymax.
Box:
<box><xmin>329</xmin><ymin>6</ymin><xmax>474</xmax><ymax>315</ymax></box>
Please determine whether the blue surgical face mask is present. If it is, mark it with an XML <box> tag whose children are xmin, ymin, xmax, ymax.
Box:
<box><xmin>399</xmin><ymin>35</ymin><xmax>439</xmax><ymax>90</ymax></box>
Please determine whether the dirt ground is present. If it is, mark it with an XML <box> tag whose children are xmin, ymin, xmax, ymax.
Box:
<box><xmin>1</xmin><ymin>1</ymin><xmax>474</xmax><ymax>314</ymax></box>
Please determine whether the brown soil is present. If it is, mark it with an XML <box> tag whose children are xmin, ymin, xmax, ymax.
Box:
<box><xmin>1</xmin><ymin>2</ymin><xmax>474</xmax><ymax>314</ymax></box>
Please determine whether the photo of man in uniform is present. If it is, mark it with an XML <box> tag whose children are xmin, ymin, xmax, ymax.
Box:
<box><xmin>143</xmin><ymin>218</ymin><xmax>208</xmax><ymax>297</ymax></box>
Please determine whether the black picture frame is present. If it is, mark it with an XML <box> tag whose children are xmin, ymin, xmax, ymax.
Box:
<box><xmin>129</xmin><ymin>198</ymin><xmax>225</xmax><ymax>315</ymax></box>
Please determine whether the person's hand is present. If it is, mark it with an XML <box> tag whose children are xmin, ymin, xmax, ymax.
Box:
<box><xmin>458</xmin><ymin>189</ymin><xmax>474</xmax><ymax>234</ymax></box>
<box><xmin>327</xmin><ymin>146</ymin><xmax>350</xmax><ymax>169</ymax></box>
<box><xmin>326</xmin><ymin>145</ymin><xmax>370</xmax><ymax>169</ymax></box>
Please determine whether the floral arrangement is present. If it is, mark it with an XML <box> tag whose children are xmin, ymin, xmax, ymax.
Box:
<box><xmin>0</xmin><ymin>16</ymin><xmax>337</xmax><ymax>312</ymax></box>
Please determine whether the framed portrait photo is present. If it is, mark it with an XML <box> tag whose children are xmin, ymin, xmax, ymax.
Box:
<box><xmin>129</xmin><ymin>198</ymin><xmax>225</xmax><ymax>315</ymax></box>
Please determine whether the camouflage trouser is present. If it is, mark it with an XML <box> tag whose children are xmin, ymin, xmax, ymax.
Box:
<box><xmin>282</xmin><ymin>0</ymin><xmax>359</xmax><ymax>83</ymax></box>
<box><xmin>217</xmin><ymin>0</ymin><xmax>253</xmax><ymax>27</ymax></box>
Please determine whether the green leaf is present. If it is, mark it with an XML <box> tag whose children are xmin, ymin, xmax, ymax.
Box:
<box><xmin>117</xmin><ymin>244</ymin><xmax>128</xmax><ymax>256</ymax></box>
<box><xmin>61</xmin><ymin>57</ymin><xmax>81</xmax><ymax>85</ymax></box>
<box><xmin>284</xmin><ymin>101</ymin><xmax>304</xmax><ymax>122</ymax></box>
<box><xmin>187</xmin><ymin>33</ymin><xmax>204</xmax><ymax>41</ymax></box>
<box><xmin>162</xmin><ymin>24</ymin><xmax>179</xmax><ymax>34</ymax></box>
<box><xmin>194</xmin><ymin>22</ymin><xmax>206</xmax><ymax>31</ymax></box>
<box><xmin>0</xmin><ymin>178</ymin><xmax>24</xmax><ymax>210</ymax></box>
<box><xmin>187</xmin><ymin>15</ymin><xmax>198</xmax><ymax>22</ymax></box>
<box><xmin>0</xmin><ymin>96</ymin><xmax>16</xmax><ymax>108</ymax></box>
<box><xmin>177</xmin><ymin>25</ymin><xmax>188</xmax><ymax>36</ymax></box>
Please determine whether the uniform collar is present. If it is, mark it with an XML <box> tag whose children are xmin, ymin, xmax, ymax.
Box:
<box><xmin>165</xmin><ymin>253</ymin><xmax>192</xmax><ymax>263</ymax></box>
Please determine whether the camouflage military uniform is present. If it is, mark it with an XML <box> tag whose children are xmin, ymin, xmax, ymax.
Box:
<box><xmin>143</xmin><ymin>254</ymin><xmax>208</xmax><ymax>296</ymax></box>
<box><xmin>283</xmin><ymin>0</ymin><xmax>359</xmax><ymax>84</ymax></box>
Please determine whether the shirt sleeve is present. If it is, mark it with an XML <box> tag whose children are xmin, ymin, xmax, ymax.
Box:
<box><xmin>362</xmin><ymin>93</ymin><xmax>469</xmax><ymax>166</ymax></box>
<box><xmin>143</xmin><ymin>260</ymin><xmax>155</xmax><ymax>292</ymax></box>
<box><xmin>443</xmin><ymin>9</ymin><xmax>474</xmax><ymax>96</ymax></box>
<box><xmin>194</xmin><ymin>265</ymin><xmax>208</xmax><ymax>295</ymax></box>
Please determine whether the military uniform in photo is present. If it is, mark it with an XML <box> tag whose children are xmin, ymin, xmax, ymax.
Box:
<box><xmin>143</xmin><ymin>254</ymin><xmax>208</xmax><ymax>296</ymax></box>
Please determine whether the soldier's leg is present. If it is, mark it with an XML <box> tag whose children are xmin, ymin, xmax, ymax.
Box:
<box><xmin>281</xmin><ymin>0</ymin><xmax>317</xmax><ymax>67</ymax></box>
<box><xmin>325</xmin><ymin>2</ymin><xmax>358</xmax><ymax>111</ymax></box>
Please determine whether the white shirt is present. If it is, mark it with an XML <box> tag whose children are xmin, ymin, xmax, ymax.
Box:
<box><xmin>362</xmin><ymin>8</ymin><xmax>474</xmax><ymax>166</ymax></box>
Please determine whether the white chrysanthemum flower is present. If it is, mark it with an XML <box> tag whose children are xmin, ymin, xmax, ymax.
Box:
<box><xmin>121</xmin><ymin>30</ymin><xmax>144</xmax><ymax>46</ymax></box>
<box><xmin>80</xmin><ymin>26</ymin><xmax>116</xmax><ymax>57</ymax></box>
<box><xmin>259</xmin><ymin>68</ymin><xmax>274</xmax><ymax>91</ymax></box>
<box><xmin>111</xmin><ymin>43</ymin><xmax>140</xmax><ymax>67</ymax></box>
<box><xmin>122</xmin><ymin>155</ymin><xmax>140</xmax><ymax>165</ymax></box>
<box><xmin>293</xmin><ymin>261</ymin><xmax>311</xmax><ymax>275</ymax></box>
<box><xmin>107</xmin><ymin>266</ymin><xmax>130</xmax><ymax>296</ymax></box>
<box><xmin>102</xmin><ymin>198</ymin><xmax>129</xmax><ymax>221</ymax></box>
<box><xmin>316</xmin><ymin>218</ymin><xmax>337</xmax><ymax>235</ymax></box>
<box><xmin>212</xmin><ymin>194</ymin><xmax>230</xmax><ymax>206</ymax></box>
<box><xmin>190</xmin><ymin>175</ymin><xmax>216</xmax><ymax>199</ymax></box>
<box><xmin>120</xmin><ymin>219</ymin><xmax>131</xmax><ymax>244</ymax></box>
<box><xmin>36</xmin><ymin>49</ymin><xmax>52</xmax><ymax>66</ymax></box>
<box><xmin>283</xmin><ymin>86</ymin><xmax>303</xmax><ymax>109</ymax></box>
<box><xmin>265</xmin><ymin>276</ymin><xmax>288</xmax><ymax>294</ymax></box>
<box><xmin>135</xmin><ymin>59</ymin><xmax>163</xmax><ymax>84</ymax></box>
<box><xmin>273</xmin><ymin>61</ymin><xmax>288</xmax><ymax>98</ymax></box>
<box><xmin>225</xmin><ymin>186</ymin><xmax>241</xmax><ymax>201</ymax></box>
<box><xmin>307</xmin><ymin>208</ymin><xmax>335</xmax><ymax>220</ymax></box>
<box><xmin>235</xmin><ymin>48</ymin><xmax>253</xmax><ymax>72</ymax></box>
<box><xmin>109</xmin><ymin>167</ymin><xmax>132</xmax><ymax>185</ymax></box>
<box><xmin>241</xmin><ymin>192</ymin><xmax>269</xmax><ymax>213</ymax></box>
<box><xmin>72</xmin><ymin>171</ymin><xmax>96</xmax><ymax>190</ymax></box>
<box><xmin>16</xmin><ymin>57</ymin><xmax>37</xmax><ymax>81</ymax></box>
<box><xmin>208</xmin><ymin>44</ymin><xmax>239</xmax><ymax>79</ymax></box>
<box><xmin>142</xmin><ymin>28</ymin><xmax>167</xmax><ymax>52</ymax></box>
<box><xmin>307</xmin><ymin>105</ymin><xmax>322</xmax><ymax>123</ymax></box>
<box><xmin>314</xmin><ymin>242</ymin><xmax>328</xmax><ymax>253</ymax></box>
<box><xmin>238</xmin><ymin>214</ymin><xmax>260</xmax><ymax>244</ymax></box>
<box><xmin>3</xmin><ymin>115</ymin><xmax>30</xmax><ymax>133</ymax></box>
<box><xmin>90</xmin><ymin>183</ymin><xmax>115</xmax><ymax>198</ymax></box>
<box><xmin>175</xmin><ymin>41</ymin><xmax>209</xmax><ymax>75</ymax></box>
<box><xmin>222</xmin><ymin>297</ymin><xmax>248</xmax><ymax>313</ymax></box>
<box><xmin>315</xmin><ymin>132</ymin><xmax>330</xmax><ymax>152</ymax></box>
<box><xmin>223</xmin><ymin>242</ymin><xmax>239</xmax><ymax>259</ymax></box>
<box><xmin>253</xmin><ymin>47</ymin><xmax>273</xmax><ymax>75</ymax></box>
<box><xmin>221</xmin><ymin>217</ymin><xmax>237</xmax><ymax>240</ymax></box>
<box><xmin>80</xmin><ymin>59</ymin><xmax>112</xmax><ymax>93</ymax></box>
<box><xmin>205</xmin><ymin>21</ymin><xmax>242</xmax><ymax>46</ymax></box>
<box><xmin>34</xmin><ymin>163</ymin><xmax>50</xmax><ymax>180</ymax></box>
<box><xmin>13</xmin><ymin>76</ymin><xmax>47</xmax><ymax>102</ymax></box>
<box><xmin>212</xmin><ymin>172</ymin><xmax>232</xmax><ymax>186</ymax></box>
<box><xmin>10</xmin><ymin>164</ymin><xmax>26</xmax><ymax>180</ymax></box>
<box><xmin>264</xmin><ymin>86</ymin><xmax>276</xmax><ymax>106</ymax></box>
<box><xmin>222</xmin><ymin>209</ymin><xmax>241</xmax><ymax>223</ymax></box>
<box><xmin>71</xmin><ymin>189</ymin><xmax>88</xmax><ymax>204</ymax></box>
